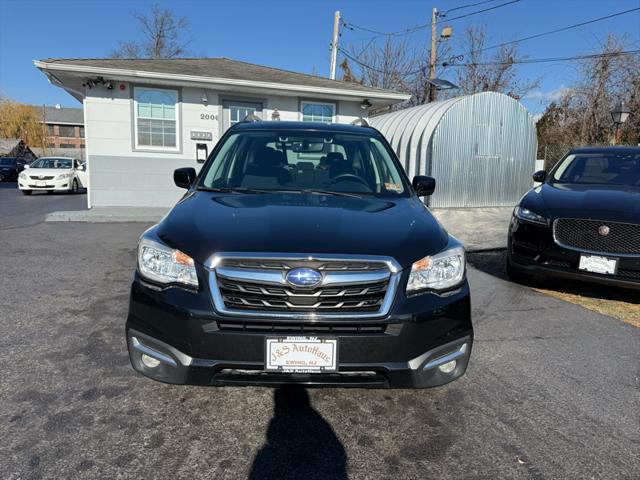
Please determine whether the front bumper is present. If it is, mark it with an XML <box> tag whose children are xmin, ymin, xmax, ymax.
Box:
<box><xmin>508</xmin><ymin>216</ymin><xmax>640</xmax><ymax>290</ymax></box>
<box><xmin>18</xmin><ymin>177</ymin><xmax>72</xmax><ymax>190</ymax></box>
<box><xmin>126</xmin><ymin>273</ymin><xmax>473</xmax><ymax>388</ymax></box>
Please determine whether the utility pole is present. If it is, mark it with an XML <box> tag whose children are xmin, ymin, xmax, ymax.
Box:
<box><xmin>428</xmin><ymin>7</ymin><xmax>438</xmax><ymax>102</ymax></box>
<box><xmin>329</xmin><ymin>10</ymin><xmax>341</xmax><ymax>80</ymax></box>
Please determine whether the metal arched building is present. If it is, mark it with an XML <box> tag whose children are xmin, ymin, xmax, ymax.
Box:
<box><xmin>371</xmin><ymin>92</ymin><xmax>537</xmax><ymax>208</ymax></box>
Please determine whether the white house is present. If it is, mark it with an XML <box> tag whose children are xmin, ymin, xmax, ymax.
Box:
<box><xmin>34</xmin><ymin>58</ymin><xmax>409</xmax><ymax>208</ymax></box>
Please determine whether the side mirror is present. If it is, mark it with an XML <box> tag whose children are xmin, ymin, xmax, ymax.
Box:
<box><xmin>174</xmin><ymin>167</ymin><xmax>196</xmax><ymax>189</ymax></box>
<box><xmin>23</xmin><ymin>164</ymin><xmax>29</xmax><ymax>170</ymax></box>
<box><xmin>412</xmin><ymin>175</ymin><xmax>436</xmax><ymax>197</ymax></box>
<box><xmin>532</xmin><ymin>170</ymin><xmax>546</xmax><ymax>183</ymax></box>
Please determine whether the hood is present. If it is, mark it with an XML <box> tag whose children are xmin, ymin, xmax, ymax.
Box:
<box><xmin>521</xmin><ymin>183</ymin><xmax>640</xmax><ymax>223</ymax></box>
<box><xmin>24</xmin><ymin>168</ymin><xmax>72</xmax><ymax>176</ymax></box>
<box><xmin>155</xmin><ymin>192</ymin><xmax>449</xmax><ymax>269</ymax></box>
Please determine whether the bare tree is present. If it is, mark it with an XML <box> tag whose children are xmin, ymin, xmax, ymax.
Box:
<box><xmin>537</xmin><ymin>34</ymin><xmax>640</xmax><ymax>159</ymax></box>
<box><xmin>449</xmin><ymin>26</ymin><xmax>539</xmax><ymax>99</ymax></box>
<box><xmin>112</xmin><ymin>4</ymin><xmax>190</xmax><ymax>59</ymax></box>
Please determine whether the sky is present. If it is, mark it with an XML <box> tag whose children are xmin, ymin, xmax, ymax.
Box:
<box><xmin>0</xmin><ymin>0</ymin><xmax>639</xmax><ymax>115</ymax></box>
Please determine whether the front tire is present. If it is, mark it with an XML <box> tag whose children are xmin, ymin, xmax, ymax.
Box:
<box><xmin>22</xmin><ymin>190</ymin><xmax>32</xmax><ymax>196</ymax></box>
<box><xmin>71</xmin><ymin>179</ymin><xmax>79</xmax><ymax>194</ymax></box>
<box><xmin>506</xmin><ymin>256</ymin><xmax>532</xmax><ymax>284</ymax></box>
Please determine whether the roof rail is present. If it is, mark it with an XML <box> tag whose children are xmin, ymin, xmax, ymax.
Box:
<box><xmin>350</xmin><ymin>118</ymin><xmax>369</xmax><ymax>127</ymax></box>
<box><xmin>242</xmin><ymin>113</ymin><xmax>262</xmax><ymax>123</ymax></box>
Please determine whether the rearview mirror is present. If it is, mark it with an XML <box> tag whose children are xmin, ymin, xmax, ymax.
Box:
<box><xmin>174</xmin><ymin>167</ymin><xmax>196</xmax><ymax>189</ymax></box>
<box><xmin>412</xmin><ymin>175</ymin><xmax>436</xmax><ymax>196</ymax></box>
<box><xmin>532</xmin><ymin>170</ymin><xmax>546</xmax><ymax>182</ymax></box>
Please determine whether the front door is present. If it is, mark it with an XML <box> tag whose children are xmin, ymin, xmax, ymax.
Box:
<box><xmin>223</xmin><ymin>100</ymin><xmax>263</xmax><ymax>132</ymax></box>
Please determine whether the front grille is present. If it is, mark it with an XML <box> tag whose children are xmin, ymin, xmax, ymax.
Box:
<box><xmin>219</xmin><ymin>279</ymin><xmax>387</xmax><ymax>312</ymax></box>
<box><xmin>29</xmin><ymin>175</ymin><xmax>54</xmax><ymax>180</ymax></box>
<box><xmin>554</xmin><ymin>218</ymin><xmax>640</xmax><ymax>255</ymax></box>
<box><xmin>209</xmin><ymin>254</ymin><xmax>399</xmax><ymax>318</ymax></box>
<box><xmin>28</xmin><ymin>184</ymin><xmax>55</xmax><ymax>188</ymax></box>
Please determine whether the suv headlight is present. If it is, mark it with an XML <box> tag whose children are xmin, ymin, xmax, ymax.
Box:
<box><xmin>406</xmin><ymin>246</ymin><xmax>465</xmax><ymax>294</ymax></box>
<box><xmin>514</xmin><ymin>206</ymin><xmax>547</xmax><ymax>225</ymax></box>
<box><xmin>56</xmin><ymin>172</ymin><xmax>72</xmax><ymax>180</ymax></box>
<box><xmin>138</xmin><ymin>237</ymin><xmax>198</xmax><ymax>287</ymax></box>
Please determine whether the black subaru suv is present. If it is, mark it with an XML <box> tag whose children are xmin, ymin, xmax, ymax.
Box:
<box><xmin>126</xmin><ymin>121</ymin><xmax>472</xmax><ymax>388</ymax></box>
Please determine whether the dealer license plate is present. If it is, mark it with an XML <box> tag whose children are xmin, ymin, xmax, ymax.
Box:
<box><xmin>36</xmin><ymin>181</ymin><xmax>45</xmax><ymax>187</ymax></box>
<box><xmin>579</xmin><ymin>254</ymin><xmax>617</xmax><ymax>275</ymax></box>
<box><xmin>265</xmin><ymin>337</ymin><xmax>337</xmax><ymax>373</ymax></box>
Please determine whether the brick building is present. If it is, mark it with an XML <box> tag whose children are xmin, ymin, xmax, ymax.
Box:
<box><xmin>40</xmin><ymin>104</ymin><xmax>85</xmax><ymax>154</ymax></box>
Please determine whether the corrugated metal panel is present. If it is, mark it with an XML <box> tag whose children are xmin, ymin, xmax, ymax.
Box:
<box><xmin>371</xmin><ymin>92</ymin><xmax>537</xmax><ymax>208</ymax></box>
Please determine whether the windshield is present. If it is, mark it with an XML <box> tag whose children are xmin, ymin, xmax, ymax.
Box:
<box><xmin>551</xmin><ymin>152</ymin><xmax>640</xmax><ymax>186</ymax></box>
<box><xmin>0</xmin><ymin>158</ymin><xmax>16</xmax><ymax>166</ymax></box>
<box><xmin>199</xmin><ymin>130</ymin><xmax>408</xmax><ymax>197</ymax></box>
<box><xmin>30</xmin><ymin>158</ymin><xmax>73</xmax><ymax>169</ymax></box>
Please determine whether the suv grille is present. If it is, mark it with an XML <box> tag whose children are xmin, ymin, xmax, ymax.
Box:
<box><xmin>209</xmin><ymin>255</ymin><xmax>399</xmax><ymax>318</ymax></box>
<box><xmin>554</xmin><ymin>219</ymin><xmax>640</xmax><ymax>255</ymax></box>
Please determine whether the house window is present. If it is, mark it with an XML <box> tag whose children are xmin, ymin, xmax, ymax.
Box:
<box><xmin>301</xmin><ymin>102</ymin><xmax>335</xmax><ymax>123</ymax></box>
<box><xmin>58</xmin><ymin>125</ymin><xmax>76</xmax><ymax>137</ymax></box>
<box><xmin>134</xmin><ymin>87</ymin><xmax>178</xmax><ymax>149</ymax></box>
<box><xmin>47</xmin><ymin>124</ymin><xmax>56</xmax><ymax>135</ymax></box>
<box><xmin>79</xmin><ymin>126</ymin><xmax>85</xmax><ymax>138</ymax></box>
<box><xmin>59</xmin><ymin>143</ymin><xmax>76</xmax><ymax>148</ymax></box>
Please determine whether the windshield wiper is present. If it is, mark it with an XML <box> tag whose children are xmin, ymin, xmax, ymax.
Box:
<box><xmin>299</xmin><ymin>189</ymin><xmax>365</xmax><ymax>198</ymax></box>
<box><xmin>197</xmin><ymin>186</ymin><xmax>275</xmax><ymax>194</ymax></box>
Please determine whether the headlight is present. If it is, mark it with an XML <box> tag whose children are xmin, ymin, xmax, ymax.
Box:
<box><xmin>514</xmin><ymin>206</ymin><xmax>547</xmax><ymax>225</ymax></box>
<box><xmin>19</xmin><ymin>172</ymin><xmax>26</xmax><ymax>179</ymax></box>
<box><xmin>138</xmin><ymin>237</ymin><xmax>198</xmax><ymax>287</ymax></box>
<box><xmin>406</xmin><ymin>246</ymin><xmax>465</xmax><ymax>294</ymax></box>
<box><xmin>56</xmin><ymin>173</ymin><xmax>72</xmax><ymax>180</ymax></box>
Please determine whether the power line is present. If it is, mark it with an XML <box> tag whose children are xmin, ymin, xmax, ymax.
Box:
<box><xmin>445</xmin><ymin>49</ymin><xmax>640</xmax><ymax>67</ymax></box>
<box><xmin>452</xmin><ymin>6</ymin><xmax>640</xmax><ymax>57</ymax></box>
<box><xmin>343</xmin><ymin>0</ymin><xmax>521</xmax><ymax>38</ymax></box>
<box><xmin>441</xmin><ymin>0</ymin><xmax>502</xmax><ymax>17</ymax></box>
<box><xmin>443</xmin><ymin>0</ymin><xmax>521</xmax><ymax>22</ymax></box>
<box><xmin>338</xmin><ymin>45</ymin><xmax>640</xmax><ymax>74</ymax></box>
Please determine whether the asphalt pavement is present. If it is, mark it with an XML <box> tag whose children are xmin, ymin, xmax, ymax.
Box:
<box><xmin>0</xmin><ymin>187</ymin><xmax>638</xmax><ymax>480</ymax></box>
<box><xmin>0</xmin><ymin>182</ymin><xmax>86</xmax><ymax>229</ymax></box>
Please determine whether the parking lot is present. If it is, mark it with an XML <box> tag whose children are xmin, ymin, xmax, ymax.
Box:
<box><xmin>0</xmin><ymin>184</ymin><xmax>638</xmax><ymax>480</ymax></box>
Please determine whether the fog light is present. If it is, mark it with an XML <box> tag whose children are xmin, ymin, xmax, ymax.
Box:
<box><xmin>141</xmin><ymin>354</ymin><xmax>161</xmax><ymax>369</ymax></box>
<box><xmin>438</xmin><ymin>360</ymin><xmax>457</xmax><ymax>373</ymax></box>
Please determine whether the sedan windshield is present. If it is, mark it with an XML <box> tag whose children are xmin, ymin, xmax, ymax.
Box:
<box><xmin>30</xmin><ymin>158</ymin><xmax>72</xmax><ymax>169</ymax></box>
<box><xmin>199</xmin><ymin>130</ymin><xmax>408</xmax><ymax>197</ymax></box>
<box><xmin>551</xmin><ymin>152</ymin><xmax>640</xmax><ymax>186</ymax></box>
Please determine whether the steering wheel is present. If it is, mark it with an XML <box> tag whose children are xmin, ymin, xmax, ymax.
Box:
<box><xmin>329</xmin><ymin>173</ymin><xmax>369</xmax><ymax>187</ymax></box>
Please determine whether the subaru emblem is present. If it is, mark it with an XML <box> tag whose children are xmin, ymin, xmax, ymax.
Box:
<box><xmin>286</xmin><ymin>268</ymin><xmax>322</xmax><ymax>288</ymax></box>
<box><xmin>598</xmin><ymin>225</ymin><xmax>610</xmax><ymax>237</ymax></box>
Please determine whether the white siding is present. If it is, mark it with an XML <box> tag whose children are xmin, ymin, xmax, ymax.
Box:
<box><xmin>84</xmin><ymin>84</ymin><xmax>367</xmax><ymax>207</ymax></box>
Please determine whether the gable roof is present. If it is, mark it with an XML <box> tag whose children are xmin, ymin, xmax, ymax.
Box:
<box><xmin>35</xmin><ymin>57</ymin><xmax>410</xmax><ymax>104</ymax></box>
<box><xmin>41</xmin><ymin>105</ymin><xmax>84</xmax><ymax>125</ymax></box>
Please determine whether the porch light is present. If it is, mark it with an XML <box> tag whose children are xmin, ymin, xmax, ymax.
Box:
<box><xmin>271</xmin><ymin>108</ymin><xmax>280</xmax><ymax>121</ymax></box>
<box><xmin>202</xmin><ymin>91</ymin><xmax>208</xmax><ymax>104</ymax></box>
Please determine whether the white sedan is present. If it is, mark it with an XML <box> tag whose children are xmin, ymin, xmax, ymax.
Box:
<box><xmin>18</xmin><ymin>157</ymin><xmax>87</xmax><ymax>195</ymax></box>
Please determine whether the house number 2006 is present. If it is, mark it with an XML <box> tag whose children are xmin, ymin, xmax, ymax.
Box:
<box><xmin>201</xmin><ymin>113</ymin><xmax>217</xmax><ymax>121</ymax></box>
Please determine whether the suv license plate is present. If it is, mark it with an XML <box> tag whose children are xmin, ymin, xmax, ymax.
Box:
<box><xmin>579</xmin><ymin>254</ymin><xmax>617</xmax><ymax>275</ymax></box>
<box><xmin>265</xmin><ymin>337</ymin><xmax>337</xmax><ymax>373</ymax></box>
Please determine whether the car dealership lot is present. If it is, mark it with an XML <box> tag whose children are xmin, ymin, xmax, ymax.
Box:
<box><xmin>0</xmin><ymin>190</ymin><xmax>638</xmax><ymax>480</ymax></box>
